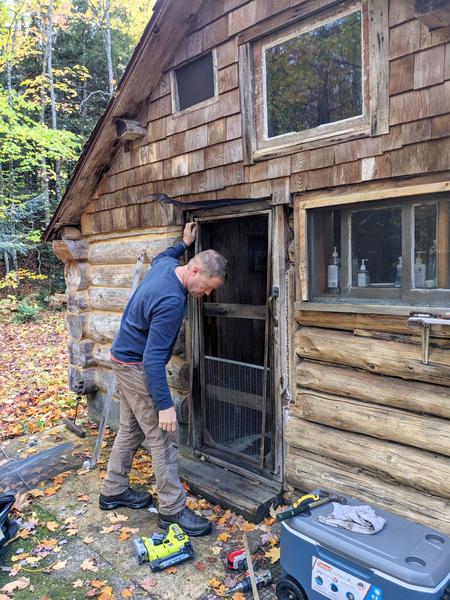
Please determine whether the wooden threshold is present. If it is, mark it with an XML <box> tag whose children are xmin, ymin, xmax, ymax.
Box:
<box><xmin>178</xmin><ymin>453</ymin><xmax>282</xmax><ymax>523</ymax></box>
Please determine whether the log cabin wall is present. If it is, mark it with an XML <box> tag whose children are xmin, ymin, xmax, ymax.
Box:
<box><xmin>53</xmin><ymin>0</ymin><xmax>450</xmax><ymax>529</ymax></box>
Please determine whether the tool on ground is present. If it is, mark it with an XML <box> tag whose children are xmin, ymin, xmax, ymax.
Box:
<box><xmin>63</xmin><ymin>393</ymin><xmax>86</xmax><ymax>438</ymax></box>
<box><xmin>276</xmin><ymin>492</ymin><xmax>346</xmax><ymax>522</ymax></box>
<box><xmin>227</xmin><ymin>569</ymin><xmax>272</xmax><ymax>595</ymax></box>
<box><xmin>242</xmin><ymin>532</ymin><xmax>260</xmax><ymax>599</ymax></box>
<box><xmin>84</xmin><ymin>251</ymin><xmax>146</xmax><ymax>470</ymax></box>
<box><xmin>132</xmin><ymin>523</ymin><xmax>195</xmax><ymax>572</ymax></box>
<box><xmin>228</xmin><ymin>547</ymin><xmax>247</xmax><ymax>570</ymax></box>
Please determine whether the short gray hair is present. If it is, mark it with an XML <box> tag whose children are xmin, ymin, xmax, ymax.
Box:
<box><xmin>191</xmin><ymin>250</ymin><xmax>228</xmax><ymax>280</ymax></box>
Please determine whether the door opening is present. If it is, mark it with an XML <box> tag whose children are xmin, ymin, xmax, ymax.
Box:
<box><xmin>191</xmin><ymin>212</ymin><xmax>275</xmax><ymax>477</ymax></box>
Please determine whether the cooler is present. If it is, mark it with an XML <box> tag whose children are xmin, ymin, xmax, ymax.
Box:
<box><xmin>276</xmin><ymin>493</ymin><xmax>450</xmax><ymax>600</ymax></box>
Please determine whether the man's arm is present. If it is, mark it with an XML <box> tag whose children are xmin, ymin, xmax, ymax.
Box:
<box><xmin>152</xmin><ymin>223</ymin><xmax>197</xmax><ymax>265</ymax></box>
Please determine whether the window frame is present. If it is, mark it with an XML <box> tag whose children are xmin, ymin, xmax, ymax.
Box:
<box><xmin>239</xmin><ymin>0</ymin><xmax>388</xmax><ymax>162</ymax></box>
<box><xmin>307</xmin><ymin>195</ymin><xmax>450</xmax><ymax>306</ymax></box>
<box><xmin>170</xmin><ymin>49</ymin><xmax>218</xmax><ymax>115</ymax></box>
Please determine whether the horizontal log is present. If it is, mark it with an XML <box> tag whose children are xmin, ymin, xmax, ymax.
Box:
<box><xmin>65</xmin><ymin>261</ymin><xmax>90</xmax><ymax>293</ymax></box>
<box><xmin>68</xmin><ymin>365</ymin><xmax>98</xmax><ymax>394</ymax></box>
<box><xmin>95</xmin><ymin>367</ymin><xmax>118</xmax><ymax>393</ymax></box>
<box><xmin>296</xmin><ymin>327</ymin><xmax>450</xmax><ymax>385</ymax></box>
<box><xmin>296</xmin><ymin>309</ymin><xmax>450</xmax><ymax>338</ymax></box>
<box><xmin>93</xmin><ymin>344</ymin><xmax>112</xmax><ymax>367</ymax></box>
<box><xmin>172</xmin><ymin>390</ymin><xmax>189</xmax><ymax>424</ymax></box>
<box><xmin>285</xmin><ymin>447</ymin><xmax>450</xmax><ymax>534</ymax></box>
<box><xmin>67</xmin><ymin>292</ymin><xmax>89</xmax><ymax>314</ymax></box>
<box><xmin>88</xmin><ymin>313</ymin><xmax>122</xmax><ymax>343</ymax></box>
<box><xmin>286</xmin><ymin>418</ymin><xmax>450</xmax><ymax>498</ymax></box>
<box><xmin>68</xmin><ymin>339</ymin><xmax>95</xmax><ymax>368</ymax></box>
<box><xmin>293</xmin><ymin>391</ymin><xmax>450</xmax><ymax>457</ymax></box>
<box><xmin>53</xmin><ymin>240</ymin><xmax>88</xmax><ymax>262</ymax></box>
<box><xmin>297</xmin><ymin>362</ymin><xmax>450</xmax><ymax>418</ymax></box>
<box><xmin>90</xmin><ymin>264</ymin><xmax>148</xmax><ymax>288</ymax></box>
<box><xmin>89</xmin><ymin>235</ymin><xmax>178</xmax><ymax>265</ymax></box>
<box><xmin>88</xmin><ymin>287</ymin><xmax>129</xmax><ymax>312</ymax></box>
<box><xmin>166</xmin><ymin>356</ymin><xmax>190</xmax><ymax>391</ymax></box>
<box><xmin>66</xmin><ymin>314</ymin><xmax>88</xmax><ymax>341</ymax></box>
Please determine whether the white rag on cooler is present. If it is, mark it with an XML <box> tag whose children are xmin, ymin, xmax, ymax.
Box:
<box><xmin>318</xmin><ymin>502</ymin><xmax>386</xmax><ymax>534</ymax></box>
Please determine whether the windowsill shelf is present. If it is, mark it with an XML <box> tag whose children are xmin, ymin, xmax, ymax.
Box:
<box><xmin>295</xmin><ymin>300</ymin><xmax>450</xmax><ymax>316</ymax></box>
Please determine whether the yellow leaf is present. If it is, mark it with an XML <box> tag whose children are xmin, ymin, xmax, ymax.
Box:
<box><xmin>165</xmin><ymin>566</ymin><xmax>177</xmax><ymax>574</ymax></box>
<box><xmin>91</xmin><ymin>580</ymin><xmax>108</xmax><ymax>588</ymax></box>
<box><xmin>73</xmin><ymin>579</ymin><xmax>84</xmax><ymax>588</ymax></box>
<box><xmin>67</xmin><ymin>528</ymin><xmax>78</xmax><ymax>536</ymax></box>
<box><xmin>25</xmin><ymin>556</ymin><xmax>41</xmax><ymax>565</ymax></box>
<box><xmin>11</xmin><ymin>553</ymin><xmax>29</xmax><ymax>562</ymax></box>
<box><xmin>264</xmin><ymin>546</ymin><xmax>280</xmax><ymax>564</ymax></box>
<box><xmin>52</xmin><ymin>560</ymin><xmax>67</xmax><ymax>571</ymax></box>
<box><xmin>216</xmin><ymin>532</ymin><xmax>230</xmax><ymax>542</ymax></box>
<box><xmin>209</xmin><ymin>577</ymin><xmax>222</xmax><ymax>588</ymax></box>
<box><xmin>46</xmin><ymin>521</ymin><xmax>59</xmax><ymax>532</ymax></box>
<box><xmin>83</xmin><ymin>536</ymin><xmax>94</xmax><ymax>544</ymax></box>
<box><xmin>118</xmin><ymin>530</ymin><xmax>130</xmax><ymax>542</ymax></box>
<box><xmin>121</xmin><ymin>589</ymin><xmax>133</xmax><ymax>598</ymax></box>
<box><xmin>108</xmin><ymin>513</ymin><xmax>128</xmax><ymax>524</ymax></box>
<box><xmin>233</xmin><ymin>594</ymin><xmax>246</xmax><ymax>600</ymax></box>
<box><xmin>1</xmin><ymin>576</ymin><xmax>31</xmax><ymax>593</ymax></box>
<box><xmin>80</xmin><ymin>558</ymin><xmax>98</xmax><ymax>572</ymax></box>
<box><xmin>241</xmin><ymin>521</ymin><xmax>255</xmax><ymax>532</ymax></box>
<box><xmin>98</xmin><ymin>585</ymin><xmax>114</xmax><ymax>600</ymax></box>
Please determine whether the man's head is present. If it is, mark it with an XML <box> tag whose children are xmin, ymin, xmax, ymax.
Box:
<box><xmin>185</xmin><ymin>250</ymin><xmax>227</xmax><ymax>298</ymax></box>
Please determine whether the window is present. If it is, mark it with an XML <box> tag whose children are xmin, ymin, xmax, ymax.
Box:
<box><xmin>246</xmin><ymin>0</ymin><xmax>388</xmax><ymax>159</ymax></box>
<box><xmin>173</xmin><ymin>52</ymin><xmax>216</xmax><ymax>112</ymax></box>
<box><xmin>308</xmin><ymin>197</ymin><xmax>450</xmax><ymax>304</ymax></box>
<box><xmin>265</xmin><ymin>10</ymin><xmax>362</xmax><ymax>138</ymax></box>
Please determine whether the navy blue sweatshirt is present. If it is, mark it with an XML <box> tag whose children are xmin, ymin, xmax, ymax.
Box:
<box><xmin>111</xmin><ymin>242</ymin><xmax>187</xmax><ymax>410</ymax></box>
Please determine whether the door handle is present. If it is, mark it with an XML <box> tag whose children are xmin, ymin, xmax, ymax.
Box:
<box><xmin>268</xmin><ymin>286</ymin><xmax>279</xmax><ymax>327</ymax></box>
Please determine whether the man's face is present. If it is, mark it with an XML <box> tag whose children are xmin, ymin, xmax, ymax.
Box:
<box><xmin>186</xmin><ymin>266</ymin><xmax>223</xmax><ymax>298</ymax></box>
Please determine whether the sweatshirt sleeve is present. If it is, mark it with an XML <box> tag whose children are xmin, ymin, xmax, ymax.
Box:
<box><xmin>152</xmin><ymin>241</ymin><xmax>187</xmax><ymax>265</ymax></box>
<box><xmin>142</xmin><ymin>299</ymin><xmax>185</xmax><ymax>410</ymax></box>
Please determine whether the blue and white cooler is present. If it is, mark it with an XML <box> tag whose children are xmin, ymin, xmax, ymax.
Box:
<box><xmin>276</xmin><ymin>493</ymin><xmax>450</xmax><ymax>600</ymax></box>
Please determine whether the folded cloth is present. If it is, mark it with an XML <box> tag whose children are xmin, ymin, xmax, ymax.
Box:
<box><xmin>318</xmin><ymin>502</ymin><xmax>386</xmax><ymax>534</ymax></box>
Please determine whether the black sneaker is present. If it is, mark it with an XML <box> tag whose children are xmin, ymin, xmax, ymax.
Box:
<box><xmin>99</xmin><ymin>487</ymin><xmax>153</xmax><ymax>510</ymax></box>
<box><xmin>158</xmin><ymin>507</ymin><xmax>212</xmax><ymax>537</ymax></box>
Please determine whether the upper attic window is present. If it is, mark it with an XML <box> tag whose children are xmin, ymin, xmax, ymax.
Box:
<box><xmin>265</xmin><ymin>9</ymin><xmax>362</xmax><ymax>138</ymax></box>
<box><xmin>244</xmin><ymin>0</ymin><xmax>388</xmax><ymax>159</ymax></box>
<box><xmin>173</xmin><ymin>52</ymin><xmax>216</xmax><ymax>112</ymax></box>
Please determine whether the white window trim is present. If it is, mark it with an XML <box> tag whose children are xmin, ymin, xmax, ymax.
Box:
<box><xmin>170</xmin><ymin>49</ymin><xmax>219</xmax><ymax>116</ymax></box>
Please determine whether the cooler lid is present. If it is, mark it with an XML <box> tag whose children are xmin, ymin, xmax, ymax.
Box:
<box><xmin>285</xmin><ymin>493</ymin><xmax>450</xmax><ymax>588</ymax></box>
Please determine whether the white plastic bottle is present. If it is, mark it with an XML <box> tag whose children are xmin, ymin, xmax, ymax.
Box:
<box><xmin>414</xmin><ymin>252</ymin><xmax>426</xmax><ymax>288</ymax></box>
<box><xmin>357</xmin><ymin>259</ymin><xmax>369</xmax><ymax>287</ymax></box>
<box><xmin>327</xmin><ymin>246</ymin><xmax>340</xmax><ymax>291</ymax></box>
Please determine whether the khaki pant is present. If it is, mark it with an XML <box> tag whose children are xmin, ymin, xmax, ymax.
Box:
<box><xmin>101</xmin><ymin>362</ymin><xmax>186</xmax><ymax>515</ymax></box>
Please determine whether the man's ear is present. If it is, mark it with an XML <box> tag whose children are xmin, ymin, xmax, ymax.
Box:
<box><xmin>191</xmin><ymin>265</ymin><xmax>200</xmax><ymax>275</ymax></box>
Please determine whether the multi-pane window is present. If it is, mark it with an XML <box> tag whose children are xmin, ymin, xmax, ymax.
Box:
<box><xmin>173</xmin><ymin>52</ymin><xmax>216</xmax><ymax>112</ymax></box>
<box><xmin>308</xmin><ymin>197</ymin><xmax>450</xmax><ymax>304</ymax></box>
<box><xmin>265</xmin><ymin>10</ymin><xmax>362</xmax><ymax>138</ymax></box>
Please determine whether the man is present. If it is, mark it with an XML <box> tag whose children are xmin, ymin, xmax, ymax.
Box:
<box><xmin>99</xmin><ymin>223</ymin><xmax>227</xmax><ymax>537</ymax></box>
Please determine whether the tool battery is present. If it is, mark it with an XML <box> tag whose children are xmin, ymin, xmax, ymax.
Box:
<box><xmin>277</xmin><ymin>492</ymin><xmax>450</xmax><ymax>600</ymax></box>
<box><xmin>132</xmin><ymin>523</ymin><xmax>195</xmax><ymax>572</ymax></box>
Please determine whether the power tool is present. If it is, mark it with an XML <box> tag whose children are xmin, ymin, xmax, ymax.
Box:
<box><xmin>227</xmin><ymin>569</ymin><xmax>272</xmax><ymax>594</ymax></box>
<box><xmin>132</xmin><ymin>523</ymin><xmax>195</xmax><ymax>571</ymax></box>
<box><xmin>227</xmin><ymin>548</ymin><xmax>247</xmax><ymax>570</ymax></box>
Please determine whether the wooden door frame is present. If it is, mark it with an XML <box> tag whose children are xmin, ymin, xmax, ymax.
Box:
<box><xmin>184</xmin><ymin>200</ymin><xmax>287</xmax><ymax>484</ymax></box>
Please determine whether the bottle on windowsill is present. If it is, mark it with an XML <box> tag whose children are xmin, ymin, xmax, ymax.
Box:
<box><xmin>394</xmin><ymin>256</ymin><xmax>402</xmax><ymax>288</ymax></box>
<box><xmin>327</xmin><ymin>246</ymin><xmax>340</xmax><ymax>293</ymax></box>
<box><xmin>357</xmin><ymin>259</ymin><xmax>369</xmax><ymax>287</ymax></box>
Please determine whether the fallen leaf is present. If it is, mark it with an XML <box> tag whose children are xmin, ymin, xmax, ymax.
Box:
<box><xmin>194</xmin><ymin>561</ymin><xmax>207</xmax><ymax>571</ymax></box>
<box><xmin>98</xmin><ymin>586</ymin><xmax>114</xmax><ymax>600</ymax></box>
<box><xmin>240</xmin><ymin>521</ymin><xmax>255</xmax><ymax>532</ymax></box>
<box><xmin>216</xmin><ymin>532</ymin><xmax>230</xmax><ymax>542</ymax></box>
<box><xmin>52</xmin><ymin>560</ymin><xmax>67</xmax><ymax>571</ymax></box>
<box><xmin>25</xmin><ymin>556</ymin><xmax>41</xmax><ymax>565</ymax></box>
<box><xmin>108</xmin><ymin>513</ymin><xmax>128</xmax><ymax>524</ymax></box>
<box><xmin>46</xmin><ymin>521</ymin><xmax>59</xmax><ymax>532</ymax></box>
<box><xmin>91</xmin><ymin>580</ymin><xmax>108</xmax><ymax>588</ymax></box>
<box><xmin>83</xmin><ymin>536</ymin><xmax>95</xmax><ymax>544</ymax></box>
<box><xmin>67</xmin><ymin>528</ymin><xmax>78</xmax><ymax>536</ymax></box>
<box><xmin>77</xmin><ymin>494</ymin><xmax>91</xmax><ymax>502</ymax></box>
<box><xmin>101</xmin><ymin>526</ymin><xmax>116</xmax><ymax>534</ymax></box>
<box><xmin>73</xmin><ymin>579</ymin><xmax>84</xmax><ymax>588</ymax></box>
<box><xmin>210</xmin><ymin>546</ymin><xmax>221</xmax><ymax>555</ymax></box>
<box><xmin>13</xmin><ymin>493</ymin><xmax>31</xmax><ymax>513</ymax></box>
<box><xmin>1</xmin><ymin>576</ymin><xmax>31</xmax><ymax>593</ymax></box>
<box><xmin>232</xmin><ymin>593</ymin><xmax>246</xmax><ymax>600</ymax></box>
<box><xmin>264</xmin><ymin>546</ymin><xmax>280</xmax><ymax>564</ymax></box>
<box><xmin>121</xmin><ymin>589</ymin><xmax>133</xmax><ymax>598</ymax></box>
<box><xmin>139</xmin><ymin>576</ymin><xmax>156</xmax><ymax>592</ymax></box>
<box><xmin>209</xmin><ymin>576</ymin><xmax>222</xmax><ymax>588</ymax></box>
<box><xmin>80</xmin><ymin>558</ymin><xmax>98</xmax><ymax>572</ymax></box>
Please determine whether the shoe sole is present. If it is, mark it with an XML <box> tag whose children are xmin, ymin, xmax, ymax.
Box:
<box><xmin>157</xmin><ymin>518</ymin><xmax>212</xmax><ymax>537</ymax></box>
<box><xmin>99</xmin><ymin>497</ymin><xmax>153</xmax><ymax>511</ymax></box>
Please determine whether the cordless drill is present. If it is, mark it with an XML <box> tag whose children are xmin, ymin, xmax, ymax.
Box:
<box><xmin>228</xmin><ymin>569</ymin><xmax>273</xmax><ymax>594</ymax></box>
<box><xmin>132</xmin><ymin>523</ymin><xmax>195</xmax><ymax>571</ymax></box>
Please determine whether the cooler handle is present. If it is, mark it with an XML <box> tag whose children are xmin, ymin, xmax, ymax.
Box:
<box><xmin>316</xmin><ymin>546</ymin><xmax>373</xmax><ymax>581</ymax></box>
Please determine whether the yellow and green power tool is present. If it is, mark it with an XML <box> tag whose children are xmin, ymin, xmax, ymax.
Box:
<box><xmin>132</xmin><ymin>523</ymin><xmax>195</xmax><ymax>571</ymax></box>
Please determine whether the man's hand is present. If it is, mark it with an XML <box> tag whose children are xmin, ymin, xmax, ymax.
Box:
<box><xmin>183</xmin><ymin>222</ymin><xmax>197</xmax><ymax>247</ymax></box>
<box><xmin>159</xmin><ymin>407</ymin><xmax>177</xmax><ymax>432</ymax></box>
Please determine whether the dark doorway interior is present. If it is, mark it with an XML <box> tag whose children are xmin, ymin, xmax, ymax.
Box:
<box><xmin>195</xmin><ymin>214</ymin><xmax>274</xmax><ymax>475</ymax></box>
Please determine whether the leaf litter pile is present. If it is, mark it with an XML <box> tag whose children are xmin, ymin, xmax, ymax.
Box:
<box><xmin>0</xmin><ymin>312</ymin><xmax>285</xmax><ymax>599</ymax></box>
